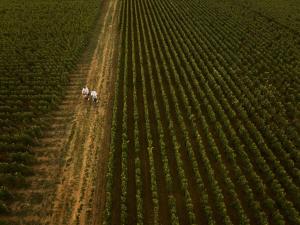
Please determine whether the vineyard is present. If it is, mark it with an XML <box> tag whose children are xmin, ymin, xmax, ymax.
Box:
<box><xmin>0</xmin><ymin>0</ymin><xmax>102</xmax><ymax>222</ymax></box>
<box><xmin>233</xmin><ymin>0</ymin><xmax>300</xmax><ymax>31</ymax></box>
<box><xmin>104</xmin><ymin>0</ymin><xmax>299</xmax><ymax>224</ymax></box>
<box><xmin>0</xmin><ymin>0</ymin><xmax>299</xmax><ymax>224</ymax></box>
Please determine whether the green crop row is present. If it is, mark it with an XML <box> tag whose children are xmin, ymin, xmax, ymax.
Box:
<box><xmin>0</xmin><ymin>0</ymin><xmax>102</xmax><ymax>214</ymax></box>
<box><xmin>104</xmin><ymin>0</ymin><xmax>299</xmax><ymax>224</ymax></box>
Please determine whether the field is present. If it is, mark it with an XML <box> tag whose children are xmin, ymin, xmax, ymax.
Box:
<box><xmin>233</xmin><ymin>0</ymin><xmax>300</xmax><ymax>31</ymax></box>
<box><xmin>0</xmin><ymin>0</ymin><xmax>118</xmax><ymax>224</ymax></box>
<box><xmin>104</xmin><ymin>0</ymin><xmax>299</xmax><ymax>224</ymax></box>
<box><xmin>0</xmin><ymin>0</ymin><xmax>299</xmax><ymax>224</ymax></box>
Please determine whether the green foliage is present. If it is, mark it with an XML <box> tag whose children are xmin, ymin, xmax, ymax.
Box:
<box><xmin>9</xmin><ymin>152</ymin><xmax>36</xmax><ymax>165</ymax></box>
<box><xmin>0</xmin><ymin>186</ymin><xmax>13</xmax><ymax>201</ymax></box>
<box><xmin>105</xmin><ymin>0</ymin><xmax>299</xmax><ymax>224</ymax></box>
<box><xmin>0</xmin><ymin>201</ymin><xmax>9</xmax><ymax>214</ymax></box>
<box><xmin>0</xmin><ymin>0</ymin><xmax>101</xmax><ymax>214</ymax></box>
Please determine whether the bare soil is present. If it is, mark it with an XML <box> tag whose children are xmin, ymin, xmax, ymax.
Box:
<box><xmin>0</xmin><ymin>0</ymin><xmax>119</xmax><ymax>224</ymax></box>
<box><xmin>47</xmin><ymin>0</ymin><xmax>119</xmax><ymax>224</ymax></box>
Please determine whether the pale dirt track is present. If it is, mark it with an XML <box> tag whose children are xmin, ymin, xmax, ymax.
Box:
<box><xmin>46</xmin><ymin>0</ymin><xmax>119</xmax><ymax>224</ymax></box>
<box><xmin>0</xmin><ymin>0</ymin><xmax>119</xmax><ymax>224</ymax></box>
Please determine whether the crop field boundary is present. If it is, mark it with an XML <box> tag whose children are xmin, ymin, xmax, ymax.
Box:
<box><xmin>0</xmin><ymin>0</ymin><xmax>120</xmax><ymax>224</ymax></box>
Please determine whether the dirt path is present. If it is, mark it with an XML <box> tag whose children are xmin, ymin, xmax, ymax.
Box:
<box><xmin>0</xmin><ymin>0</ymin><xmax>119</xmax><ymax>224</ymax></box>
<box><xmin>44</xmin><ymin>0</ymin><xmax>119</xmax><ymax>224</ymax></box>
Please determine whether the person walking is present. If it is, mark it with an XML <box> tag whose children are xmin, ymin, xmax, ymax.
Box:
<box><xmin>90</xmin><ymin>90</ymin><xmax>98</xmax><ymax>103</ymax></box>
<box><xmin>82</xmin><ymin>86</ymin><xmax>89</xmax><ymax>100</ymax></box>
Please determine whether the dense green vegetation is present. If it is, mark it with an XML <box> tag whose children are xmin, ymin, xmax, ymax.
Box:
<box><xmin>0</xmin><ymin>0</ymin><xmax>101</xmax><ymax>213</ymax></box>
<box><xmin>232</xmin><ymin>0</ymin><xmax>300</xmax><ymax>31</ymax></box>
<box><xmin>104</xmin><ymin>0</ymin><xmax>299</xmax><ymax>224</ymax></box>
<box><xmin>0</xmin><ymin>0</ymin><xmax>299</xmax><ymax>223</ymax></box>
